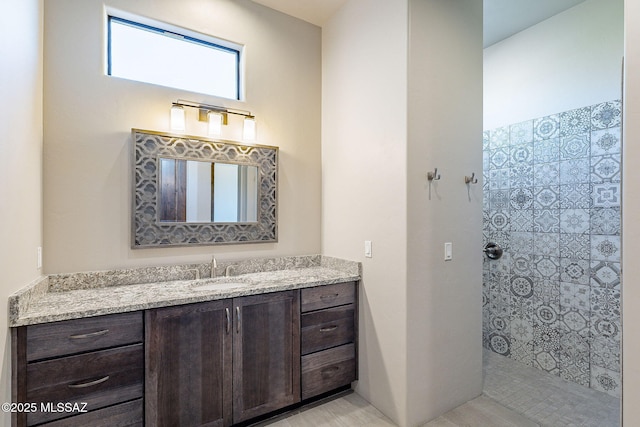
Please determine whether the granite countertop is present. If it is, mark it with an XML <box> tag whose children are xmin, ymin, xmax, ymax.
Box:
<box><xmin>9</xmin><ymin>255</ymin><xmax>361</xmax><ymax>327</ymax></box>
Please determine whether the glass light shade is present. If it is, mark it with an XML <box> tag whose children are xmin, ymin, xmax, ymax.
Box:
<box><xmin>243</xmin><ymin>117</ymin><xmax>256</xmax><ymax>141</ymax></box>
<box><xmin>170</xmin><ymin>105</ymin><xmax>186</xmax><ymax>131</ymax></box>
<box><xmin>208</xmin><ymin>111</ymin><xmax>223</xmax><ymax>136</ymax></box>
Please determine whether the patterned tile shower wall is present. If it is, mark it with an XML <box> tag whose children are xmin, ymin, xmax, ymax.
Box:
<box><xmin>482</xmin><ymin>100</ymin><xmax>622</xmax><ymax>398</ymax></box>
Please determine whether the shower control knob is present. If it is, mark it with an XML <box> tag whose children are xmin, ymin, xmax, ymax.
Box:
<box><xmin>483</xmin><ymin>242</ymin><xmax>503</xmax><ymax>260</ymax></box>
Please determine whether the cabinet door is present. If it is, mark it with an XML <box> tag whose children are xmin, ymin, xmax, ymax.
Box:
<box><xmin>233</xmin><ymin>291</ymin><xmax>300</xmax><ymax>423</ymax></box>
<box><xmin>146</xmin><ymin>300</ymin><xmax>233</xmax><ymax>427</ymax></box>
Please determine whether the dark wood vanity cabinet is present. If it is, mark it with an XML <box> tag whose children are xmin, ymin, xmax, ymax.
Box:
<box><xmin>300</xmin><ymin>282</ymin><xmax>357</xmax><ymax>400</ymax></box>
<box><xmin>12</xmin><ymin>311</ymin><xmax>144</xmax><ymax>427</ymax></box>
<box><xmin>13</xmin><ymin>283</ymin><xmax>355</xmax><ymax>427</ymax></box>
<box><xmin>145</xmin><ymin>290</ymin><xmax>300</xmax><ymax>426</ymax></box>
<box><xmin>145</xmin><ymin>300</ymin><xmax>233</xmax><ymax>427</ymax></box>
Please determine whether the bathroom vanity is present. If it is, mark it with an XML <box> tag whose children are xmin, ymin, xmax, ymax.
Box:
<box><xmin>10</xmin><ymin>256</ymin><xmax>359</xmax><ymax>426</ymax></box>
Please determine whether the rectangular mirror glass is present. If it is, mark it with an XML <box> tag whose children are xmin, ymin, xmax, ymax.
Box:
<box><xmin>158</xmin><ymin>159</ymin><xmax>258</xmax><ymax>223</ymax></box>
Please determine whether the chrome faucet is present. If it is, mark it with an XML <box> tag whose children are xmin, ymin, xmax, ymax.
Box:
<box><xmin>211</xmin><ymin>257</ymin><xmax>218</xmax><ymax>278</ymax></box>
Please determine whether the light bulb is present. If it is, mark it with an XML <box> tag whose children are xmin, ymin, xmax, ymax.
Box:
<box><xmin>208</xmin><ymin>111</ymin><xmax>223</xmax><ymax>137</ymax></box>
<box><xmin>170</xmin><ymin>105</ymin><xmax>185</xmax><ymax>131</ymax></box>
<box><xmin>243</xmin><ymin>117</ymin><xmax>256</xmax><ymax>141</ymax></box>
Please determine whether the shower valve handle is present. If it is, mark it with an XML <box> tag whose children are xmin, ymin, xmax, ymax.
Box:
<box><xmin>483</xmin><ymin>242</ymin><xmax>503</xmax><ymax>260</ymax></box>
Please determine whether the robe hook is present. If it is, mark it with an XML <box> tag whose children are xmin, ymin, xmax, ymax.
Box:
<box><xmin>427</xmin><ymin>168</ymin><xmax>441</xmax><ymax>181</ymax></box>
<box><xmin>464</xmin><ymin>172</ymin><xmax>478</xmax><ymax>184</ymax></box>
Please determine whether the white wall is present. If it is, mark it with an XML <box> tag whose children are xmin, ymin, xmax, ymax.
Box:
<box><xmin>43</xmin><ymin>0</ymin><xmax>321</xmax><ymax>273</ymax></box>
<box><xmin>623</xmin><ymin>0</ymin><xmax>640</xmax><ymax>423</ymax></box>
<box><xmin>0</xmin><ymin>0</ymin><xmax>43</xmax><ymax>423</ymax></box>
<box><xmin>406</xmin><ymin>0</ymin><xmax>483</xmax><ymax>424</ymax></box>
<box><xmin>322</xmin><ymin>0</ymin><xmax>409</xmax><ymax>424</ymax></box>
<box><xmin>484</xmin><ymin>0</ymin><xmax>624</xmax><ymax>130</ymax></box>
<box><xmin>323</xmin><ymin>1</ymin><xmax>482</xmax><ymax>425</ymax></box>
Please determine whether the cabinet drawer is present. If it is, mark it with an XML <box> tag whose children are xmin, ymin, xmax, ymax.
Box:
<box><xmin>26</xmin><ymin>312</ymin><xmax>143</xmax><ymax>361</ymax></box>
<box><xmin>26</xmin><ymin>344</ymin><xmax>143</xmax><ymax>425</ymax></box>
<box><xmin>301</xmin><ymin>344</ymin><xmax>356</xmax><ymax>400</ymax></box>
<box><xmin>39</xmin><ymin>398</ymin><xmax>143</xmax><ymax>427</ymax></box>
<box><xmin>301</xmin><ymin>305</ymin><xmax>355</xmax><ymax>355</ymax></box>
<box><xmin>301</xmin><ymin>282</ymin><xmax>356</xmax><ymax>312</ymax></box>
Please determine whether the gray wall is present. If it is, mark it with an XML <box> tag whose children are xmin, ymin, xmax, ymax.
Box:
<box><xmin>407</xmin><ymin>0</ymin><xmax>483</xmax><ymax>424</ymax></box>
<box><xmin>622</xmin><ymin>0</ymin><xmax>640</xmax><ymax>422</ymax></box>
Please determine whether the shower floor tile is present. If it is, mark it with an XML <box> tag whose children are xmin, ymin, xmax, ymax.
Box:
<box><xmin>483</xmin><ymin>350</ymin><xmax>620</xmax><ymax>427</ymax></box>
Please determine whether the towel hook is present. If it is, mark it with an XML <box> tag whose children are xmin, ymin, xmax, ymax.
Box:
<box><xmin>464</xmin><ymin>172</ymin><xmax>478</xmax><ymax>184</ymax></box>
<box><xmin>427</xmin><ymin>168</ymin><xmax>441</xmax><ymax>181</ymax></box>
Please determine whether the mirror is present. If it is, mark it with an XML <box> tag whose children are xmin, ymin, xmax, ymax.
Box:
<box><xmin>132</xmin><ymin>129</ymin><xmax>278</xmax><ymax>248</ymax></box>
<box><xmin>158</xmin><ymin>159</ymin><xmax>258</xmax><ymax>223</ymax></box>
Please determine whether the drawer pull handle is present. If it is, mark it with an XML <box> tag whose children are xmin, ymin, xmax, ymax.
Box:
<box><xmin>319</xmin><ymin>325</ymin><xmax>338</xmax><ymax>332</ymax></box>
<box><xmin>321</xmin><ymin>366</ymin><xmax>340</xmax><ymax>378</ymax></box>
<box><xmin>69</xmin><ymin>329</ymin><xmax>109</xmax><ymax>340</ymax></box>
<box><xmin>320</xmin><ymin>293</ymin><xmax>339</xmax><ymax>300</ymax></box>
<box><xmin>68</xmin><ymin>375</ymin><xmax>110</xmax><ymax>389</ymax></box>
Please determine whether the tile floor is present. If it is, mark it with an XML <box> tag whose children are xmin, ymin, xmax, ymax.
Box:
<box><xmin>482</xmin><ymin>350</ymin><xmax>620</xmax><ymax>427</ymax></box>
<box><xmin>256</xmin><ymin>350</ymin><xmax>620</xmax><ymax>427</ymax></box>
<box><xmin>253</xmin><ymin>391</ymin><xmax>395</xmax><ymax>427</ymax></box>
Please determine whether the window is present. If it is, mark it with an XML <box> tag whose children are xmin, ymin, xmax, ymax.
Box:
<box><xmin>107</xmin><ymin>16</ymin><xmax>241</xmax><ymax>99</ymax></box>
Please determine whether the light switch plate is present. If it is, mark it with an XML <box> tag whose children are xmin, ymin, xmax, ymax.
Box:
<box><xmin>364</xmin><ymin>240</ymin><xmax>372</xmax><ymax>258</ymax></box>
<box><xmin>444</xmin><ymin>242</ymin><xmax>452</xmax><ymax>261</ymax></box>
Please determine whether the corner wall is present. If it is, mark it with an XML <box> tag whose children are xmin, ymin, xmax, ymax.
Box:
<box><xmin>406</xmin><ymin>0</ymin><xmax>483</xmax><ymax>424</ymax></box>
<box><xmin>322</xmin><ymin>1</ymin><xmax>483</xmax><ymax>425</ymax></box>
<box><xmin>623</xmin><ymin>0</ymin><xmax>640</xmax><ymax>423</ymax></box>
<box><xmin>43</xmin><ymin>0</ymin><xmax>322</xmax><ymax>273</ymax></box>
<box><xmin>321</xmin><ymin>0</ymin><xmax>409</xmax><ymax>424</ymax></box>
<box><xmin>0</xmin><ymin>0</ymin><xmax>43</xmax><ymax>423</ymax></box>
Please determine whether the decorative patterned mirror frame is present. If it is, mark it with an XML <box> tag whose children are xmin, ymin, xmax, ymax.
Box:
<box><xmin>131</xmin><ymin>129</ymin><xmax>278</xmax><ymax>248</ymax></box>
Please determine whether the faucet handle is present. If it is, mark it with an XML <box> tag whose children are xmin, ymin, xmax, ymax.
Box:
<box><xmin>225</xmin><ymin>265</ymin><xmax>235</xmax><ymax>277</ymax></box>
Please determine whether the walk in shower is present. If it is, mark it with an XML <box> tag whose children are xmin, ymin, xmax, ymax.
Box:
<box><xmin>482</xmin><ymin>100</ymin><xmax>622</xmax><ymax>398</ymax></box>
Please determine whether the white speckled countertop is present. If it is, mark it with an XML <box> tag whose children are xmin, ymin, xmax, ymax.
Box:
<box><xmin>9</xmin><ymin>255</ymin><xmax>360</xmax><ymax>327</ymax></box>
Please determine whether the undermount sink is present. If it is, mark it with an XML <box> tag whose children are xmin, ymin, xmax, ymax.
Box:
<box><xmin>190</xmin><ymin>277</ymin><xmax>254</xmax><ymax>292</ymax></box>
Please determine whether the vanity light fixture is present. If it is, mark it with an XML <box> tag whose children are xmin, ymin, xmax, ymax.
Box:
<box><xmin>170</xmin><ymin>99</ymin><xmax>255</xmax><ymax>139</ymax></box>
<box><xmin>170</xmin><ymin>104</ymin><xmax>186</xmax><ymax>131</ymax></box>
<box><xmin>243</xmin><ymin>116</ymin><xmax>256</xmax><ymax>141</ymax></box>
<box><xmin>208</xmin><ymin>111</ymin><xmax>223</xmax><ymax>136</ymax></box>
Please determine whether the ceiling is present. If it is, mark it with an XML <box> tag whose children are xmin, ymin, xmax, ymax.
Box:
<box><xmin>251</xmin><ymin>0</ymin><xmax>348</xmax><ymax>27</ymax></box>
<box><xmin>483</xmin><ymin>0</ymin><xmax>587</xmax><ymax>47</ymax></box>
<box><xmin>252</xmin><ymin>0</ymin><xmax>587</xmax><ymax>47</ymax></box>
